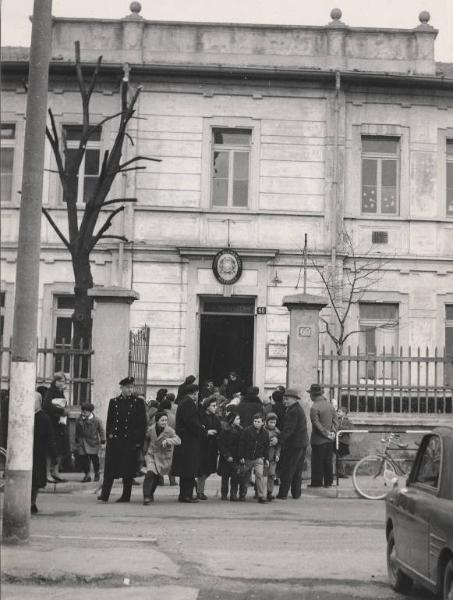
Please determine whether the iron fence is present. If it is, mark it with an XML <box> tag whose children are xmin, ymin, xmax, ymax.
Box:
<box><xmin>0</xmin><ymin>337</ymin><xmax>93</xmax><ymax>405</ymax></box>
<box><xmin>319</xmin><ymin>346</ymin><xmax>453</xmax><ymax>415</ymax></box>
<box><xmin>128</xmin><ymin>325</ymin><xmax>150</xmax><ymax>397</ymax></box>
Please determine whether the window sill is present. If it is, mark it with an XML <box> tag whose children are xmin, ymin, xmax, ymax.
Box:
<box><xmin>346</xmin><ymin>214</ymin><xmax>453</xmax><ymax>223</ymax></box>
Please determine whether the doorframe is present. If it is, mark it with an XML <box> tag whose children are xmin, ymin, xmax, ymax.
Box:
<box><xmin>198</xmin><ymin>295</ymin><xmax>257</xmax><ymax>387</ymax></box>
<box><xmin>183</xmin><ymin>256</ymin><xmax>268</xmax><ymax>393</ymax></box>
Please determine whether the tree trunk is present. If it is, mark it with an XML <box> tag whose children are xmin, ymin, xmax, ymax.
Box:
<box><xmin>72</xmin><ymin>252</ymin><xmax>94</xmax><ymax>348</ymax></box>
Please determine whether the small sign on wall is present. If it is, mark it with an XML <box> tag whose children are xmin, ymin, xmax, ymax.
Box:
<box><xmin>268</xmin><ymin>344</ymin><xmax>287</xmax><ymax>358</ymax></box>
<box><xmin>257</xmin><ymin>306</ymin><xmax>267</xmax><ymax>314</ymax></box>
<box><xmin>297</xmin><ymin>326</ymin><xmax>312</xmax><ymax>338</ymax></box>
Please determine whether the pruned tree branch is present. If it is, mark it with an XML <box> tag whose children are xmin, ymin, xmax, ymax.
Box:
<box><xmin>37</xmin><ymin>42</ymin><xmax>160</xmax><ymax>344</ymax></box>
<box><xmin>89</xmin><ymin>111</ymin><xmax>123</xmax><ymax>134</ymax></box>
<box><xmin>96</xmin><ymin>234</ymin><xmax>128</xmax><ymax>243</ymax></box>
<box><xmin>118</xmin><ymin>155</ymin><xmax>161</xmax><ymax>170</ymax></box>
<box><xmin>101</xmin><ymin>198</ymin><xmax>137</xmax><ymax>207</ymax></box>
<box><xmin>42</xmin><ymin>208</ymin><xmax>71</xmax><ymax>250</ymax></box>
<box><xmin>90</xmin><ymin>206</ymin><xmax>125</xmax><ymax>249</ymax></box>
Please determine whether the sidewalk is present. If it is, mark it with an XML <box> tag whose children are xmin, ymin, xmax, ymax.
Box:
<box><xmin>40</xmin><ymin>472</ymin><xmax>361</xmax><ymax>499</ymax></box>
<box><xmin>1</xmin><ymin>476</ymin><xmax>389</xmax><ymax>599</ymax></box>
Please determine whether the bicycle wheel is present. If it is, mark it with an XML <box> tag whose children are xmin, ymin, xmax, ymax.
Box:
<box><xmin>353</xmin><ymin>454</ymin><xmax>396</xmax><ymax>500</ymax></box>
<box><xmin>0</xmin><ymin>447</ymin><xmax>6</xmax><ymax>492</ymax></box>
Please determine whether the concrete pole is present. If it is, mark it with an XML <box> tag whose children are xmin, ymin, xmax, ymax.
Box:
<box><xmin>3</xmin><ymin>0</ymin><xmax>53</xmax><ymax>544</ymax></box>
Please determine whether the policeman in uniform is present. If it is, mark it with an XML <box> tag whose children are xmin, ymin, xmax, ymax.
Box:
<box><xmin>98</xmin><ymin>377</ymin><xmax>146</xmax><ymax>503</ymax></box>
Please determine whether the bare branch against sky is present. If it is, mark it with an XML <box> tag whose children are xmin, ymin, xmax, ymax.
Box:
<box><xmin>2</xmin><ymin>0</ymin><xmax>452</xmax><ymax>61</ymax></box>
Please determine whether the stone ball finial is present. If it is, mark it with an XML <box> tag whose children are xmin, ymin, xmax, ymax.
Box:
<box><xmin>129</xmin><ymin>1</ymin><xmax>142</xmax><ymax>14</ymax></box>
<box><xmin>418</xmin><ymin>10</ymin><xmax>430</xmax><ymax>24</ymax></box>
<box><xmin>330</xmin><ymin>8</ymin><xmax>342</xmax><ymax>21</ymax></box>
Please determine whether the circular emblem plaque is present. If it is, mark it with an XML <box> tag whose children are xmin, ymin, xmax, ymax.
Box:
<box><xmin>212</xmin><ymin>249</ymin><xmax>243</xmax><ymax>285</ymax></box>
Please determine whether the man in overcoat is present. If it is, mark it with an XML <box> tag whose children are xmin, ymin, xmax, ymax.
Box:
<box><xmin>276</xmin><ymin>388</ymin><xmax>309</xmax><ymax>499</ymax></box>
<box><xmin>171</xmin><ymin>383</ymin><xmax>206</xmax><ymax>502</ymax></box>
<box><xmin>98</xmin><ymin>377</ymin><xmax>147</xmax><ymax>503</ymax></box>
<box><xmin>309</xmin><ymin>384</ymin><xmax>338</xmax><ymax>488</ymax></box>
<box><xmin>32</xmin><ymin>392</ymin><xmax>57</xmax><ymax>514</ymax></box>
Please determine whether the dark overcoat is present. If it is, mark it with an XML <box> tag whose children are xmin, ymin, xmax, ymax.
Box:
<box><xmin>199</xmin><ymin>411</ymin><xmax>221</xmax><ymax>476</ymax></box>
<box><xmin>280</xmin><ymin>402</ymin><xmax>309</xmax><ymax>449</ymax></box>
<box><xmin>171</xmin><ymin>395</ymin><xmax>205</xmax><ymax>477</ymax></box>
<box><xmin>217</xmin><ymin>424</ymin><xmax>242</xmax><ymax>477</ymax></box>
<box><xmin>237</xmin><ymin>396</ymin><xmax>264</xmax><ymax>428</ymax></box>
<box><xmin>104</xmin><ymin>394</ymin><xmax>147</xmax><ymax>479</ymax></box>
<box><xmin>43</xmin><ymin>384</ymin><xmax>69</xmax><ymax>457</ymax></box>
<box><xmin>32</xmin><ymin>410</ymin><xmax>57</xmax><ymax>489</ymax></box>
<box><xmin>278</xmin><ymin>401</ymin><xmax>308</xmax><ymax>482</ymax></box>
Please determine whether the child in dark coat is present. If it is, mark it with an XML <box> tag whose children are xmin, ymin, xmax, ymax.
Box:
<box><xmin>264</xmin><ymin>412</ymin><xmax>281</xmax><ymax>501</ymax></box>
<box><xmin>238</xmin><ymin>413</ymin><xmax>270</xmax><ymax>503</ymax></box>
<box><xmin>75</xmin><ymin>403</ymin><xmax>105</xmax><ymax>482</ymax></box>
<box><xmin>217</xmin><ymin>412</ymin><xmax>242</xmax><ymax>501</ymax></box>
<box><xmin>197</xmin><ymin>396</ymin><xmax>222</xmax><ymax>500</ymax></box>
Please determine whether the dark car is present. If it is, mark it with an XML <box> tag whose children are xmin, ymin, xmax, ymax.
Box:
<box><xmin>385</xmin><ymin>426</ymin><xmax>453</xmax><ymax>599</ymax></box>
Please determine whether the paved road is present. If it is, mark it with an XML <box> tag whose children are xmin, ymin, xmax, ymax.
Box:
<box><xmin>1</xmin><ymin>478</ymin><xmax>432</xmax><ymax>599</ymax></box>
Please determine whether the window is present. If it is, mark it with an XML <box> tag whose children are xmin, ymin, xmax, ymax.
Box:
<box><xmin>1</xmin><ymin>124</ymin><xmax>16</xmax><ymax>202</ymax></box>
<box><xmin>445</xmin><ymin>305</ymin><xmax>453</xmax><ymax>386</ymax></box>
<box><xmin>359</xmin><ymin>303</ymin><xmax>399</xmax><ymax>379</ymax></box>
<box><xmin>447</xmin><ymin>140</ymin><xmax>453</xmax><ymax>216</ymax></box>
<box><xmin>53</xmin><ymin>295</ymin><xmax>91</xmax><ymax>405</ymax></box>
<box><xmin>54</xmin><ymin>296</ymin><xmax>75</xmax><ymax>371</ymax></box>
<box><xmin>361</xmin><ymin>136</ymin><xmax>399</xmax><ymax>215</ymax></box>
<box><xmin>212</xmin><ymin>128</ymin><xmax>251</xmax><ymax>208</ymax></box>
<box><xmin>413</xmin><ymin>435</ymin><xmax>441</xmax><ymax>488</ymax></box>
<box><xmin>63</xmin><ymin>125</ymin><xmax>101</xmax><ymax>203</ymax></box>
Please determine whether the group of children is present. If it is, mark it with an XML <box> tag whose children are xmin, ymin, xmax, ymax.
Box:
<box><xmin>217</xmin><ymin>410</ymin><xmax>281</xmax><ymax>503</ymax></box>
<box><xmin>74</xmin><ymin>390</ymin><xmax>351</xmax><ymax>504</ymax></box>
<box><xmin>74</xmin><ymin>398</ymin><xmax>281</xmax><ymax>505</ymax></box>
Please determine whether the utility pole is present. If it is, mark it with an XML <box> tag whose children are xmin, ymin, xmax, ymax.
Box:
<box><xmin>3</xmin><ymin>0</ymin><xmax>53</xmax><ymax>544</ymax></box>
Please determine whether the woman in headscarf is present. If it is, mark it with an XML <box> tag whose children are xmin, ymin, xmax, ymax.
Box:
<box><xmin>43</xmin><ymin>372</ymin><xmax>69</xmax><ymax>482</ymax></box>
<box><xmin>175</xmin><ymin>375</ymin><xmax>196</xmax><ymax>405</ymax></box>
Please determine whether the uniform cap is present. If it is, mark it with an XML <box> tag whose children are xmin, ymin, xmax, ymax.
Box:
<box><xmin>119</xmin><ymin>376</ymin><xmax>135</xmax><ymax>386</ymax></box>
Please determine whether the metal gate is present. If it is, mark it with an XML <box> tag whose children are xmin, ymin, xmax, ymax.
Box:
<box><xmin>128</xmin><ymin>325</ymin><xmax>150</xmax><ymax>397</ymax></box>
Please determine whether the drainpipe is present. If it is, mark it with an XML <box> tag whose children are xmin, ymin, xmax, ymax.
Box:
<box><xmin>331</xmin><ymin>70</ymin><xmax>341</xmax><ymax>275</ymax></box>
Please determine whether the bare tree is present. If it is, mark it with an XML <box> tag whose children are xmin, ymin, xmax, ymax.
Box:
<box><xmin>42</xmin><ymin>42</ymin><xmax>159</xmax><ymax>345</ymax></box>
<box><xmin>312</xmin><ymin>231</ymin><xmax>397</xmax><ymax>355</ymax></box>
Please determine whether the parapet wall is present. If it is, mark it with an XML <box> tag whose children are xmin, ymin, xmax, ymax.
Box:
<box><xmin>49</xmin><ymin>7</ymin><xmax>438</xmax><ymax>76</ymax></box>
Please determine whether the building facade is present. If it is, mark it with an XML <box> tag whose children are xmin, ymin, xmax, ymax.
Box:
<box><xmin>1</xmin><ymin>4</ymin><xmax>453</xmax><ymax>402</ymax></box>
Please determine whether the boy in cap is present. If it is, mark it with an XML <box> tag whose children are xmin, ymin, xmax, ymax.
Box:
<box><xmin>75</xmin><ymin>402</ymin><xmax>105</xmax><ymax>482</ymax></box>
<box><xmin>276</xmin><ymin>388</ymin><xmax>308</xmax><ymax>500</ymax></box>
<box><xmin>97</xmin><ymin>376</ymin><xmax>147</xmax><ymax>503</ymax></box>
<box><xmin>264</xmin><ymin>412</ymin><xmax>281</xmax><ymax>501</ymax></box>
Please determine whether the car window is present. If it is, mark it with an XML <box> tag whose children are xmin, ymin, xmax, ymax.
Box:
<box><xmin>413</xmin><ymin>435</ymin><xmax>441</xmax><ymax>488</ymax></box>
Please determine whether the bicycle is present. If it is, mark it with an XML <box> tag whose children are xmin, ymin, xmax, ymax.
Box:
<box><xmin>0</xmin><ymin>446</ymin><xmax>6</xmax><ymax>492</ymax></box>
<box><xmin>352</xmin><ymin>433</ymin><xmax>413</xmax><ymax>500</ymax></box>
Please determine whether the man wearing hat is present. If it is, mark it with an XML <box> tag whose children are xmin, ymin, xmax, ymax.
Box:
<box><xmin>308</xmin><ymin>384</ymin><xmax>338</xmax><ymax>488</ymax></box>
<box><xmin>98</xmin><ymin>377</ymin><xmax>147</xmax><ymax>502</ymax></box>
<box><xmin>171</xmin><ymin>383</ymin><xmax>208</xmax><ymax>502</ymax></box>
<box><xmin>276</xmin><ymin>388</ymin><xmax>308</xmax><ymax>500</ymax></box>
